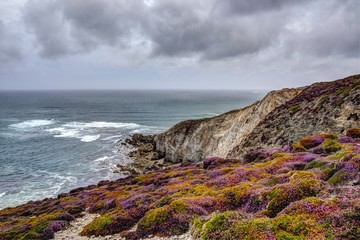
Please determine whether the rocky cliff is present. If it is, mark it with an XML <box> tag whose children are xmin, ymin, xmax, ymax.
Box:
<box><xmin>155</xmin><ymin>75</ymin><xmax>360</xmax><ymax>163</ymax></box>
<box><xmin>229</xmin><ymin>74</ymin><xmax>360</xmax><ymax>158</ymax></box>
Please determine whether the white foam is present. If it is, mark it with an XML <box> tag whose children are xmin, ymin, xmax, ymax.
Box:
<box><xmin>63</xmin><ymin>121</ymin><xmax>141</xmax><ymax>129</ymax></box>
<box><xmin>130</xmin><ymin>129</ymin><xmax>141</xmax><ymax>134</ymax></box>
<box><xmin>0</xmin><ymin>173</ymin><xmax>78</xmax><ymax>209</ymax></box>
<box><xmin>94</xmin><ymin>156</ymin><xmax>110</xmax><ymax>162</ymax></box>
<box><xmin>46</xmin><ymin>127</ymin><xmax>80</xmax><ymax>138</ymax></box>
<box><xmin>46</xmin><ymin>121</ymin><xmax>144</xmax><ymax>142</ymax></box>
<box><xmin>48</xmin><ymin>175</ymin><xmax>78</xmax><ymax>194</ymax></box>
<box><xmin>9</xmin><ymin>119</ymin><xmax>55</xmax><ymax>129</ymax></box>
<box><xmin>101</xmin><ymin>135</ymin><xmax>123</xmax><ymax>141</ymax></box>
<box><xmin>81</xmin><ymin>134</ymin><xmax>100</xmax><ymax>142</ymax></box>
<box><xmin>56</xmin><ymin>175</ymin><xmax>78</xmax><ymax>184</ymax></box>
<box><xmin>0</xmin><ymin>192</ymin><xmax>6</xmax><ymax>198</ymax></box>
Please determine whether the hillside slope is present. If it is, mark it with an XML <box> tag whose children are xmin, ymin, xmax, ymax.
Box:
<box><xmin>155</xmin><ymin>75</ymin><xmax>359</xmax><ymax>162</ymax></box>
<box><xmin>0</xmin><ymin>130</ymin><xmax>359</xmax><ymax>239</ymax></box>
<box><xmin>229</xmin><ymin>74</ymin><xmax>360</xmax><ymax>158</ymax></box>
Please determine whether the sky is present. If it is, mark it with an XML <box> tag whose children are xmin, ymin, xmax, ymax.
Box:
<box><xmin>0</xmin><ymin>0</ymin><xmax>359</xmax><ymax>90</ymax></box>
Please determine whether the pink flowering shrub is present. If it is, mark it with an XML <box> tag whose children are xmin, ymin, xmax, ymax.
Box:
<box><xmin>0</xmin><ymin>131</ymin><xmax>359</xmax><ymax>240</ymax></box>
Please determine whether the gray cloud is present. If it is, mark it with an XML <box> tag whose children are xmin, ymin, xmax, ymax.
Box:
<box><xmin>0</xmin><ymin>20</ymin><xmax>22</xmax><ymax>63</ymax></box>
<box><xmin>59</xmin><ymin>0</ymin><xmax>145</xmax><ymax>46</ymax></box>
<box><xmin>20</xmin><ymin>0</ymin><xmax>360</xmax><ymax>62</ymax></box>
<box><xmin>212</xmin><ymin>0</ymin><xmax>309</xmax><ymax>16</ymax></box>
<box><xmin>23</xmin><ymin>0</ymin><xmax>148</xmax><ymax>58</ymax></box>
<box><xmin>23</xmin><ymin>1</ymin><xmax>75</xmax><ymax>58</ymax></box>
<box><xmin>283</xmin><ymin>0</ymin><xmax>359</xmax><ymax>59</ymax></box>
<box><xmin>144</xmin><ymin>1</ymin><xmax>287</xmax><ymax>60</ymax></box>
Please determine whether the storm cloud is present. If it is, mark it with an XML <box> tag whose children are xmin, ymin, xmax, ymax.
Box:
<box><xmin>0</xmin><ymin>20</ymin><xmax>22</xmax><ymax>63</ymax></box>
<box><xmin>21</xmin><ymin>0</ymin><xmax>359</xmax><ymax>60</ymax></box>
<box><xmin>282</xmin><ymin>0</ymin><xmax>359</xmax><ymax>59</ymax></box>
<box><xmin>0</xmin><ymin>0</ymin><xmax>358</xmax><ymax>90</ymax></box>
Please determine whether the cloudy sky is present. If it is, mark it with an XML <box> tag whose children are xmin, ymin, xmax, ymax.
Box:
<box><xmin>0</xmin><ymin>0</ymin><xmax>359</xmax><ymax>90</ymax></box>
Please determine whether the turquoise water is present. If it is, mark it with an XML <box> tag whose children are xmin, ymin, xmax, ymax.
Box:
<box><xmin>0</xmin><ymin>90</ymin><xmax>266</xmax><ymax>209</ymax></box>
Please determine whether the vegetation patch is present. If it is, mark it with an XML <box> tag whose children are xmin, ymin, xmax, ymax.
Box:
<box><xmin>323</xmin><ymin>139</ymin><xmax>342</xmax><ymax>153</ymax></box>
<box><xmin>346</xmin><ymin>128</ymin><xmax>360</xmax><ymax>138</ymax></box>
<box><xmin>0</xmin><ymin>131</ymin><xmax>359</xmax><ymax>240</ymax></box>
<box><xmin>287</xmin><ymin>104</ymin><xmax>301</xmax><ymax>113</ymax></box>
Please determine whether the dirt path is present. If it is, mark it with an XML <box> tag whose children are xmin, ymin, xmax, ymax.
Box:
<box><xmin>54</xmin><ymin>213</ymin><xmax>124</xmax><ymax>240</ymax></box>
<box><xmin>54</xmin><ymin>213</ymin><xmax>193</xmax><ymax>240</ymax></box>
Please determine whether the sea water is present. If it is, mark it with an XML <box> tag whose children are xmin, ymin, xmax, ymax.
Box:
<box><xmin>0</xmin><ymin>90</ymin><xmax>266</xmax><ymax>209</ymax></box>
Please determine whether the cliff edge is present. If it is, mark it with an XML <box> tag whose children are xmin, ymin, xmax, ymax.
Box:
<box><xmin>230</xmin><ymin>74</ymin><xmax>360</xmax><ymax>157</ymax></box>
<box><xmin>155</xmin><ymin>75</ymin><xmax>359</xmax><ymax>163</ymax></box>
<box><xmin>155</xmin><ymin>88</ymin><xmax>302</xmax><ymax>162</ymax></box>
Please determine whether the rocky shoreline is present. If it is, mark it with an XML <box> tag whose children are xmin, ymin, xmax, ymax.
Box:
<box><xmin>120</xmin><ymin>74</ymin><xmax>359</xmax><ymax>176</ymax></box>
<box><xmin>116</xmin><ymin>134</ymin><xmax>171</xmax><ymax>176</ymax></box>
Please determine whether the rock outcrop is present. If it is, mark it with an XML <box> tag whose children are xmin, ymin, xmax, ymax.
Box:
<box><xmin>117</xmin><ymin>134</ymin><xmax>168</xmax><ymax>175</ymax></box>
<box><xmin>155</xmin><ymin>88</ymin><xmax>303</xmax><ymax>162</ymax></box>
<box><xmin>229</xmin><ymin>74</ymin><xmax>360</xmax><ymax>157</ymax></box>
<box><xmin>155</xmin><ymin>75</ymin><xmax>359</xmax><ymax>163</ymax></box>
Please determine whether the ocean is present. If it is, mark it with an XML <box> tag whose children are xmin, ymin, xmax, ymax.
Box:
<box><xmin>0</xmin><ymin>90</ymin><xmax>266</xmax><ymax>209</ymax></box>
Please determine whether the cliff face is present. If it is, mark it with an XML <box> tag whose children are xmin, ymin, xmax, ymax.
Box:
<box><xmin>155</xmin><ymin>75</ymin><xmax>360</xmax><ymax>162</ymax></box>
<box><xmin>155</xmin><ymin>88</ymin><xmax>302</xmax><ymax>162</ymax></box>
<box><xmin>229</xmin><ymin>74</ymin><xmax>360</xmax><ymax>158</ymax></box>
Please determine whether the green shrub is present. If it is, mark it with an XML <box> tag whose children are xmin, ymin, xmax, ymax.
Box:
<box><xmin>323</xmin><ymin>139</ymin><xmax>342</xmax><ymax>153</ymax></box>
<box><xmin>288</xmin><ymin>105</ymin><xmax>301</xmax><ymax>113</ymax></box>
<box><xmin>200</xmin><ymin>211</ymin><xmax>243</xmax><ymax>240</ymax></box>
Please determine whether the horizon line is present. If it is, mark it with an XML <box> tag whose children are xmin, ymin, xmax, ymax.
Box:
<box><xmin>0</xmin><ymin>88</ymin><xmax>272</xmax><ymax>92</ymax></box>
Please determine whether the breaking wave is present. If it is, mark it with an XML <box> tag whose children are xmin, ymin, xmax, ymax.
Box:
<box><xmin>45</xmin><ymin>121</ymin><xmax>145</xmax><ymax>142</ymax></box>
<box><xmin>9</xmin><ymin>119</ymin><xmax>55</xmax><ymax>129</ymax></box>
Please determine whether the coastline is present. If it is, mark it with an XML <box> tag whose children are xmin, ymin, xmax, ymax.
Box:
<box><xmin>0</xmin><ymin>75</ymin><xmax>359</xmax><ymax>240</ymax></box>
<box><xmin>1</xmin><ymin>128</ymin><xmax>359</xmax><ymax>239</ymax></box>
<box><xmin>1</xmin><ymin>89</ymin><xmax>261</xmax><ymax>210</ymax></box>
